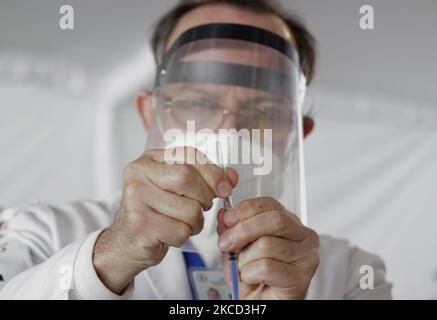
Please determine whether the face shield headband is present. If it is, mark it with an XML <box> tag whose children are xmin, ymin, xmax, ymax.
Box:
<box><xmin>154</xmin><ymin>23</ymin><xmax>307</xmax><ymax>102</ymax></box>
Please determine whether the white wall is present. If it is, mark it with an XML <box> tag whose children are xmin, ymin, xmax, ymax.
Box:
<box><xmin>0</xmin><ymin>82</ymin><xmax>97</xmax><ymax>206</ymax></box>
<box><xmin>305</xmin><ymin>90</ymin><xmax>437</xmax><ymax>299</ymax></box>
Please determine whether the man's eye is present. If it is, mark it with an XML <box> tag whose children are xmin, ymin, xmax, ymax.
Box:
<box><xmin>191</xmin><ymin>99</ymin><xmax>212</xmax><ymax>108</ymax></box>
<box><xmin>258</xmin><ymin>99</ymin><xmax>289</xmax><ymax>109</ymax></box>
<box><xmin>253</xmin><ymin>103</ymin><xmax>278</xmax><ymax>115</ymax></box>
<box><xmin>191</xmin><ymin>99</ymin><xmax>219</xmax><ymax>109</ymax></box>
<box><xmin>172</xmin><ymin>98</ymin><xmax>221</xmax><ymax>112</ymax></box>
<box><xmin>172</xmin><ymin>98</ymin><xmax>199</xmax><ymax>107</ymax></box>
<box><xmin>258</xmin><ymin>104</ymin><xmax>276</xmax><ymax>112</ymax></box>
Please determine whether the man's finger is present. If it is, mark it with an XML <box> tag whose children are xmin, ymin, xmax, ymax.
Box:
<box><xmin>240</xmin><ymin>258</ymin><xmax>300</xmax><ymax>288</ymax></box>
<box><xmin>223</xmin><ymin>197</ymin><xmax>286</xmax><ymax>227</ymax></box>
<box><xmin>225</xmin><ymin>167</ymin><xmax>239</xmax><ymax>188</ymax></box>
<box><xmin>141</xmin><ymin>156</ymin><xmax>215</xmax><ymax>210</ymax></box>
<box><xmin>141</xmin><ymin>205</ymin><xmax>195</xmax><ymax>248</ymax></box>
<box><xmin>148</xmin><ymin>147</ymin><xmax>234</xmax><ymax>199</ymax></box>
<box><xmin>125</xmin><ymin>179</ymin><xmax>204</xmax><ymax>235</ymax></box>
<box><xmin>217</xmin><ymin>208</ymin><xmax>227</xmax><ymax>236</ymax></box>
<box><xmin>218</xmin><ymin>210</ymin><xmax>306</xmax><ymax>253</ymax></box>
<box><xmin>237</xmin><ymin>236</ymin><xmax>308</xmax><ymax>269</ymax></box>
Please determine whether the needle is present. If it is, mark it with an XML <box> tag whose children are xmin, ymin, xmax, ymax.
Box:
<box><xmin>217</xmin><ymin>138</ymin><xmax>239</xmax><ymax>300</ymax></box>
<box><xmin>223</xmin><ymin>195</ymin><xmax>239</xmax><ymax>300</ymax></box>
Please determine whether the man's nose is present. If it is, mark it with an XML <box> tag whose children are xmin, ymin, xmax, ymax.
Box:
<box><xmin>218</xmin><ymin>88</ymin><xmax>244</xmax><ymax>130</ymax></box>
<box><xmin>219</xmin><ymin>113</ymin><xmax>239</xmax><ymax>130</ymax></box>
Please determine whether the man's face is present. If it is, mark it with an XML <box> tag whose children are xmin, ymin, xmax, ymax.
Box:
<box><xmin>136</xmin><ymin>4</ymin><xmax>314</xmax><ymax>138</ymax></box>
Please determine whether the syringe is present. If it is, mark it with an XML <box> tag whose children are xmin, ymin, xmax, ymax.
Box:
<box><xmin>216</xmin><ymin>139</ymin><xmax>239</xmax><ymax>300</ymax></box>
<box><xmin>223</xmin><ymin>195</ymin><xmax>239</xmax><ymax>300</ymax></box>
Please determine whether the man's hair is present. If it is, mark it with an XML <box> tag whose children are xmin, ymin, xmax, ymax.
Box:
<box><xmin>151</xmin><ymin>0</ymin><xmax>317</xmax><ymax>84</ymax></box>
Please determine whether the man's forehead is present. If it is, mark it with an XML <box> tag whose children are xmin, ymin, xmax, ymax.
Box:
<box><xmin>181</xmin><ymin>44</ymin><xmax>293</xmax><ymax>72</ymax></box>
<box><xmin>164</xmin><ymin>4</ymin><xmax>297</xmax><ymax>52</ymax></box>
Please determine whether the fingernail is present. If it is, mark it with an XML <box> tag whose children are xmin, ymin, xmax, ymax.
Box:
<box><xmin>217</xmin><ymin>181</ymin><xmax>232</xmax><ymax>198</ymax></box>
<box><xmin>224</xmin><ymin>210</ymin><xmax>238</xmax><ymax>226</ymax></box>
<box><xmin>218</xmin><ymin>233</ymin><xmax>233</xmax><ymax>250</ymax></box>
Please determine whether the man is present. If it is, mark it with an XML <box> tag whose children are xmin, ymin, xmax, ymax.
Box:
<box><xmin>0</xmin><ymin>0</ymin><xmax>392</xmax><ymax>299</ymax></box>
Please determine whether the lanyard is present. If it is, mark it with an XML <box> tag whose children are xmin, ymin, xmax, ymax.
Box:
<box><xmin>183</xmin><ymin>250</ymin><xmax>205</xmax><ymax>299</ymax></box>
<box><xmin>183</xmin><ymin>250</ymin><xmax>205</xmax><ymax>269</ymax></box>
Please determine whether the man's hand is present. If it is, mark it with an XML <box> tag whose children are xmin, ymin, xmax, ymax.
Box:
<box><xmin>93</xmin><ymin>147</ymin><xmax>237</xmax><ymax>294</ymax></box>
<box><xmin>218</xmin><ymin>197</ymin><xmax>319</xmax><ymax>300</ymax></box>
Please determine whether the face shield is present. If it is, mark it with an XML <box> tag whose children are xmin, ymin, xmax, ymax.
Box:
<box><xmin>146</xmin><ymin>23</ymin><xmax>307</xmax><ymax>261</ymax></box>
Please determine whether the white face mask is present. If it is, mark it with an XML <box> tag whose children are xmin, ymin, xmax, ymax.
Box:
<box><xmin>164</xmin><ymin>129</ymin><xmax>284</xmax><ymax>261</ymax></box>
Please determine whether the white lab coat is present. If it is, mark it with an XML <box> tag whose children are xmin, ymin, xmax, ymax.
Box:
<box><xmin>0</xmin><ymin>194</ymin><xmax>392</xmax><ymax>300</ymax></box>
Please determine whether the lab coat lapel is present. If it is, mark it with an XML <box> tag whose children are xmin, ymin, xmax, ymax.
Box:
<box><xmin>144</xmin><ymin>246</ymin><xmax>192</xmax><ymax>300</ymax></box>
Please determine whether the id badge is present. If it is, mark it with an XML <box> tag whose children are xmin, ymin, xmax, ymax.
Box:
<box><xmin>188</xmin><ymin>268</ymin><xmax>232</xmax><ymax>300</ymax></box>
